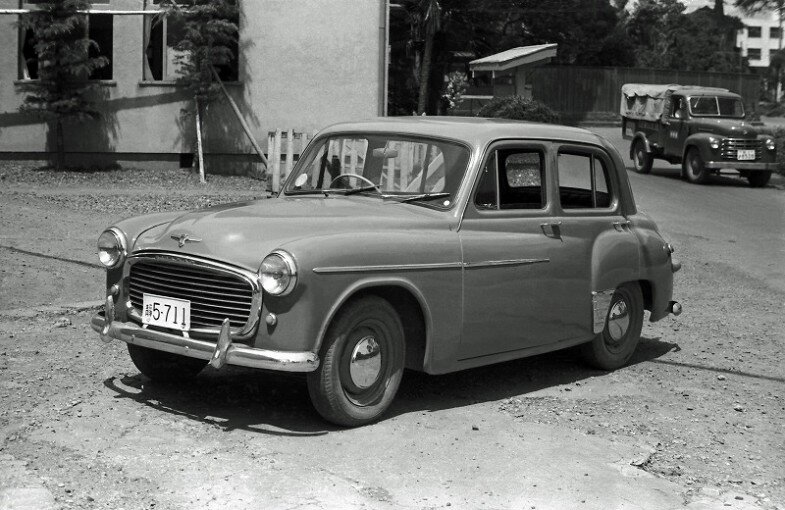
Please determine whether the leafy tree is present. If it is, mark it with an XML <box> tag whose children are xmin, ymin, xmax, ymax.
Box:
<box><xmin>17</xmin><ymin>0</ymin><xmax>109</xmax><ymax>170</ymax></box>
<box><xmin>477</xmin><ymin>95</ymin><xmax>559</xmax><ymax>123</ymax></box>
<box><xmin>159</xmin><ymin>0</ymin><xmax>239</xmax><ymax>180</ymax></box>
<box><xmin>626</xmin><ymin>0</ymin><xmax>745</xmax><ymax>72</ymax></box>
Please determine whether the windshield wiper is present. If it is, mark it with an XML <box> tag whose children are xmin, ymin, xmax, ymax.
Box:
<box><xmin>284</xmin><ymin>189</ymin><xmax>329</xmax><ymax>196</ymax></box>
<box><xmin>342</xmin><ymin>186</ymin><xmax>380</xmax><ymax>196</ymax></box>
<box><xmin>398</xmin><ymin>192</ymin><xmax>451</xmax><ymax>203</ymax></box>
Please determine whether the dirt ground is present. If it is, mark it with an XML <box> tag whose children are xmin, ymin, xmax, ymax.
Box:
<box><xmin>0</xmin><ymin>152</ymin><xmax>784</xmax><ymax>509</ymax></box>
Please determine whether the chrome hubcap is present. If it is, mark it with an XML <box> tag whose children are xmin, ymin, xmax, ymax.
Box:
<box><xmin>607</xmin><ymin>300</ymin><xmax>630</xmax><ymax>341</ymax></box>
<box><xmin>349</xmin><ymin>336</ymin><xmax>382</xmax><ymax>389</ymax></box>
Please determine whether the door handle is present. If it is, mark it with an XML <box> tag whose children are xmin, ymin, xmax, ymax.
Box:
<box><xmin>540</xmin><ymin>221</ymin><xmax>562</xmax><ymax>239</ymax></box>
<box><xmin>612</xmin><ymin>220</ymin><xmax>631</xmax><ymax>232</ymax></box>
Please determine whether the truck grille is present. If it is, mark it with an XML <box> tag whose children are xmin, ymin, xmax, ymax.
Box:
<box><xmin>720</xmin><ymin>138</ymin><xmax>762</xmax><ymax>160</ymax></box>
<box><xmin>128</xmin><ymin>258</ymin><xmax>255</xmax><ymax>331</ymax></box>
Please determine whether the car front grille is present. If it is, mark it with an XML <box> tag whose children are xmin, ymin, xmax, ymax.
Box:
<box><xmin>720</xmin><ymin>138</ymin><xmax>762</xmax><ymax>160</ymax></box>
<box><xmin>128</xmin><ymin>258</ymin><xmax>256</xmax><ymax>333</ymax></box>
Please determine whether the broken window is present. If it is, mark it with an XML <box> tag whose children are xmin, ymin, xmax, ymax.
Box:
<box><xmin>18</xmin><ymin>13</ymin><xmax>113</xmax><ymax>80</ymax></box>
<box><xmin>144</xmin><ymin>1</ymin><xmax>239</xmax><ymax>82</ymax></box>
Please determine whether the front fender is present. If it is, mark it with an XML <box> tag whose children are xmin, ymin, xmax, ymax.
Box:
<box><xmin>683</xmin><ymin>133</ymin><xmax>720</xmax><ymax>164</ymax></box>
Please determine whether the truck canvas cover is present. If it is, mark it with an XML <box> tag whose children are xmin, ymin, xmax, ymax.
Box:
<box><xmin>620</xmin><ymin>83</ymin><xmax>729</xmax><ymax>122</ymax></box>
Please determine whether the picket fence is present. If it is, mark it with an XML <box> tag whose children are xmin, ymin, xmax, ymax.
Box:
<box><xmin>266</xmin><ymin>129</ymin><xmax>317</xmax><ymax>191</ymax></box>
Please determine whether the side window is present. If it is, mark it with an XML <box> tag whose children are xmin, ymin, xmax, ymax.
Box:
<box><xmin>671</xmin><ymin>96</ymin><xmax>683</xmax><ymax>118</ymax></box>
<box><xmin>474</xmin><ymin>148</ymin><xmax>545</xmax><ymax>211</ymax></box>
<box><xmin>557</xmin><ymin>151</ymin><xmax>612</xmax><ymax>209</ymax></box>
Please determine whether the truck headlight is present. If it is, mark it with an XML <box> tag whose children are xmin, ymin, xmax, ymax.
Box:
<box><xmin>97</xmin><ymin>228</ymin><xmax>127</xmax><ymax>268</ymax></box>
<box><xmin>709</xmin><ymin>136</ymin><xmax>720</xmax><ymax>150</ymax></box>
<box><xmin>765</xmin><ymin>137</ymin><xmax>776</xmax><ymax>151</ymax></box>
<box><xmin>259</xmin><ymin>250</ymin><xmax>297</xmax><ymax>296</ymax></box>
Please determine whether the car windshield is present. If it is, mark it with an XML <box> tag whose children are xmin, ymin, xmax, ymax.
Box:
<box><xmin>688</xmin><ymin>96</ymin><xmax>745</xmax><ymax>118</ymax></box>
<box><xmin>283</xmin><ymin>134</ymin><xmax>471</xmax><ymax>209</ymax></box>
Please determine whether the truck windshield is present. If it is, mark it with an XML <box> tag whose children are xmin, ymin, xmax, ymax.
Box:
<box><xmin>688</xmin><ymin>96</ymin><xmax>744</xmax><ymax>118</ymax></box>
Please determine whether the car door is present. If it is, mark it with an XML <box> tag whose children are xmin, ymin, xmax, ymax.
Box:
<box><xmin>552</xmin><ymin>145</ymin><xmax>640</xmax><ymax>339</ymax></box>
<box><xmin>664</xmin><ymin>94</ymin><xmax>689</xmax><ymax>158</ymax></box>
<box><xmin>458</xmin><ymin>142</ymin><xmax>575</xmax><ymax>361</ymax></box>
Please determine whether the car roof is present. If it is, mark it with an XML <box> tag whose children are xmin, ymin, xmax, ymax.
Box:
<box><xmin>318</xmin><ymin>117</ymin><xmax>607</xmax><ymax>148</ymax></box>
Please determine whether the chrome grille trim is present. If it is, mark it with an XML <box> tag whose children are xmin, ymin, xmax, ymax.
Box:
<box><xmin>720</xmin><ymin>138</ymin><xmax>762</xmax><ymax>160</ymax></box>
<box><xmin>124</xmin><ymin>251</ymin><xmax>262</xmax><ymax>341</ymax></box>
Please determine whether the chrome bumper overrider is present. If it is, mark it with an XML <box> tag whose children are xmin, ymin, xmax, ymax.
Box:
<box><xmin>92</xmin><ymin>297</ymin><xmax>319</xmax><ymax>373</ymax></box>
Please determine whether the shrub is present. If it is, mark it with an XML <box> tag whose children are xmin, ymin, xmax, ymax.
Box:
<box><xmin>477</xmin><ymin>96</ymin><xmax>559</xmax><ymax>123</ymax></box>
<box><xmin>771</xmin><ymin>127</ymin><xmax>785</xmax><ymax>175</ymax></box>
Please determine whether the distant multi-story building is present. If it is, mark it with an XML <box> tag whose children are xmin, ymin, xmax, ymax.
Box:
<box><xmin>736</xmin><ymin>10</ymin><xmax>783</xmax><ymax>70</ymax></box>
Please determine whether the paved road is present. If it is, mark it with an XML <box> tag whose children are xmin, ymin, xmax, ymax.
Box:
<box><xmin>591</xmin><ymin>126</ymin><xmax>785</xmax><ymax>292</ymax></box>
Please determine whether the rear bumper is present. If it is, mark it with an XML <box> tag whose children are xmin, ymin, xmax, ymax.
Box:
<box><xmin>91</xmin><ymin>308</ymin><xmax>319</xmax><ymax>373</ymax></box>
<box><xmin>704</xmin><ymin>161</ymin><xmax>777</xmax><ymax>171</ymax></box>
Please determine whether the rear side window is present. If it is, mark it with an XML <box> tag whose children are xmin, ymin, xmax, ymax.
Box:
<box><xmin>474</xmin><ymin>148</ymin><xmax>546</xmax><ymax>210</ymax></box>
<box><xmin>557</xmin><ymin>152</ymin><xmax>611</xmax><ymax>209</ymax></box>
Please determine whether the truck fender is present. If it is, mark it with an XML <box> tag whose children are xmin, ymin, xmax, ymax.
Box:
<box><xmin>629</xmin><ymin>132</ymin><xmax>651</xmax><ymax>159</ymax></box>
<box><xmin>682</xmin><ymin>133</ymin><xmax>714</xmax><ymax>163</ymax></box>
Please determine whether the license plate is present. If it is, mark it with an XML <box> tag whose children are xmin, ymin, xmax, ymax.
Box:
<box><xmin>142</xmin><ymin>293</ymin><xmax>190</xmax><ymax>331</ymax></box>
<box><xmin>737</xmin><ymin>149</ymin><xmax>756</xmax><ymax>161</ymax></box>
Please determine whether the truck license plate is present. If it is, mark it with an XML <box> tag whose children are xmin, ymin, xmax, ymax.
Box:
<box><xmin>737</xmin><ymin>150</ymin><xmax>756</xmax><ymax>161</ymax></box>
<box><xmin>142</xmin><ymin>293</ymin><xmax>190</xmax><ymax>331</ymax></box>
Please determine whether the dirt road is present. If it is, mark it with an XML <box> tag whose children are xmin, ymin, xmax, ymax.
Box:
<box><xmin>0</xmin><ymin>152</ymin><xmax>783</xmax><ymax>509</ymax></box>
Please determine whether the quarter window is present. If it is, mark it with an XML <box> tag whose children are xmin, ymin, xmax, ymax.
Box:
<box><xmin>474</xmin><ymin>149</ymin><xmax>545</xmax><ymax>210</ymax></box>
<box><xmin>557</xmin><ymin>152</ymin><xmax>611</xmax><ymax>209</ymax></box>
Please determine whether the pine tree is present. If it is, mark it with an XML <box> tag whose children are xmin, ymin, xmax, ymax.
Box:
<box><xmin>17</xmin><ymin>0</ymin><xmax>109</xmax><ymax>170</ymax></box>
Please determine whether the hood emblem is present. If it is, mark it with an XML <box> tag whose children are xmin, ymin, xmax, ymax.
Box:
<box><xmin>171</xmin><ymin>233</ymin><xmax>202</xmax><ymax>248</ymax></box>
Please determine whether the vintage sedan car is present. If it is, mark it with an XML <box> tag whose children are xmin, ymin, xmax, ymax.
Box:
<box><xmin>92</xmin><ymin>117</ymin><xmax>681</xmax><ymax>426</ymax></box>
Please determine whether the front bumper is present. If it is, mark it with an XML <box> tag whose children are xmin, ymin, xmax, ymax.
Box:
<box><xmin>704</xmin><ymin>161</ymin><xmax>778</xmax><ymax>171</ymax></box>
<box><xmin>92</xmin><ymin>299</ymin><xmax>319</xmax><ymax>373</ymax></box>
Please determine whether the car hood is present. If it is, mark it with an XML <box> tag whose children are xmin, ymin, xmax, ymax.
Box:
<box><xmin>131</xmin><ymin>196</ymin><xmax>450</xmax><ymax>271</ymax></box>
<box><xmin>690</xmin><ymin>118</ymin><xmax>771</xmax><ymax>137</ymax></box>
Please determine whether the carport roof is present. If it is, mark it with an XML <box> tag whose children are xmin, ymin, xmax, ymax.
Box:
<box><xmin>469</xmin><ymin>44</ymin><xmax>558</xmax><ymax>73</ymax></box>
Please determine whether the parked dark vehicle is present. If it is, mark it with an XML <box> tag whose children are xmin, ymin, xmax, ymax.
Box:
<box><xmin>92</xmin><ymin>118</ymin><xmax>682</xmax><ymax>426</ymax></box>
<box><xmin>621</xmin><ymin>84</ymin><xmax>776</xmax><ymax>187</ymax></box>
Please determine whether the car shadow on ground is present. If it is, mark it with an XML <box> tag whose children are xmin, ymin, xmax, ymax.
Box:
<box><xmin>102</xmin><ymin>336</ymin><xmax>678</xmax><ymax>434</ymax></box>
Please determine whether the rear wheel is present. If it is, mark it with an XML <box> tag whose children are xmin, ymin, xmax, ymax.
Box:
<box><xmin>683</xmin><ymin>148</ymin><xmax>709</xmax><ymax>184</ymax></box>
<box><xmin>307</xmin><ymin>296</ymin><xmax>405</xmax><ymax>427</ymax></box>
<box><xmin>581</xmin><ymin>283</ymin><xmax>644</xmax><ymax>370</ymax></box>
<box><xmin>632</xmin><ymin>139</ymin><xmax>653</xmax><ymax>174</ymax></box>
<box><xmin>747</xmin><ymin>171</ymin><xmax>772</xmax><ymax>188</ymax></box>
<box><xmin>127</xmin><ymin>344</ymin><xmax>206</xmax><ymax>382</ymax></box>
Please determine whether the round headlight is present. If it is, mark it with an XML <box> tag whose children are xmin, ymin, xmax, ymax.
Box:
<box><xmin>709</xmin><ymin>136</ymin><xmax>720</xmax><ymax>150</ymax></box>
<box><xmin>766</xmin><ymin>138</ymin><xmax>776</xmax><ymax>151</ymax></box>
<box><xmin>259</xmin><ymin>250</ymin><xmax>297</xmax><ymax>296</ymax></box>
<box><xmin>97</xmin><ymin>228</ymin><xmax>127</xmax><ymax>268</ymax></box>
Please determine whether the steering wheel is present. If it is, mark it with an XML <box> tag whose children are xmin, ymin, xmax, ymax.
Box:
<box><xmin>328</xmin><ymin>173</ymin><xmax>381</xmax><ymax>193</ymax></box>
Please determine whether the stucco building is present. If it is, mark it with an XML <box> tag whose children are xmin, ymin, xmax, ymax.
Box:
<box><xmin>0</xmin><ymin>0</ymin><xmax>388</xmax><ymax>169</ymax></box>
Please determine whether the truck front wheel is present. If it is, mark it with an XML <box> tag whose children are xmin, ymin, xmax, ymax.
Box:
<box><xmin>747</xmin><ymin>171</ymin><xmax>772</xmax><ymax>188</ymax></box>
<box><xmin>632</xmin><ymin>139</ymin><xmax>653</xmax><ymax>174</ymax></box>
<box><xmin>683</xmin><ymin>148</ymin><xmax>709</xmax><ymax>184</ymax></box>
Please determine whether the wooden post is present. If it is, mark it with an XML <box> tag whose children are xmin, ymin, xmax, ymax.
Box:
<box><xmin>271</xmin><ymin>129</ymin><xmax>282</xmax><ymax>192</ymax></box>
<box><xmin>284</xmin><ymin>129</ymin><xmax>294</xmax><ymax>184</ymax></box>
<box><xmin>195</xmin><ymin>97</ymin><xmax>205</xmax><ymax>184</ymax></box>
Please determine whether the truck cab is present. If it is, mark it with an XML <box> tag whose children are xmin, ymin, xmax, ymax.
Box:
<box><xmin>621</xmin><ymin>84</ymin><xmax>777</xmax><ymax>187</ymax></box>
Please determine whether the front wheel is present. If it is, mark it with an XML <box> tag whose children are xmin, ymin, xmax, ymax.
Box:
<box><xmin>307</xmin><ymin>296</ymin><xmax>405</xmax><ymax>427</ymax></box>
<box><xmin>747</xmin><ymin>171</ymin><xmax>772</xmax><ymax>188</ymax></box>
<box><xmin>581</xmin><ymin>283</ymin><xmax>644</xmax><ymax>370</ymax></box>
<box><xmin>683</xmin><ymin>148</ymin><xmax>709</xmax><ymax>184</ymax></box>
<box><xmin>632</xmin><ymin>139</ymin><xmax>653</xmax><ymax>174</ymax></box>
<box><xmin>127</xmin><ymin>344</ymin><xmax>207</xmax><ymax>382</ymax></box>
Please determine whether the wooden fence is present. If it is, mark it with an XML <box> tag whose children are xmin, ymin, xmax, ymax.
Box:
<box><xmin>266</xmin><ymin>129</ymin><xmax>317</xmax><ymax>191</ymax></box>
<box><xmin>529</xmin><ymin>65</ymin><xmax>762</xmax><ymax>124</ymax></box>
